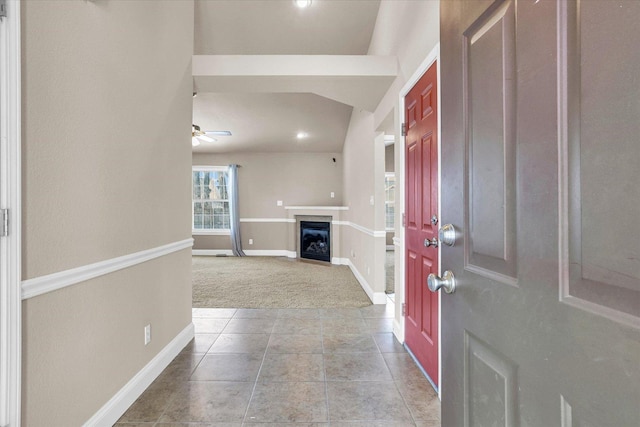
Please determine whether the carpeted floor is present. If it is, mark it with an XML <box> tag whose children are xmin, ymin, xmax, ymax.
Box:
<box><xmin>192</xmin><ymin>256</ymin><xmax>372</xmax><ymax>309</ymax></box>
<box><xmin>386</xmin><ymin>249</ymin><xmax>395</xmax><ymax>294</ymax></box>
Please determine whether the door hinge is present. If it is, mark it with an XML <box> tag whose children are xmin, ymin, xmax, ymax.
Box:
<box><xmin>0</xmin><ymin>0</ymin><xmax>7</xmax><ymax>19</ymax></box>
<box><xmin>402</xmin><ymin>213</ymin><xmax>406</xmax><ymax>227</ymax></box>
<box><xmin>401</xmin><ymin>303</ymin><xmax>406</xmax><ymax>316</ymax></box>
<box><xmin>401</xmin><ymin>123</ymin><xmax>407</xmax><ymax>137</ymax></box>
<box><xmin>1</xmin><ymin>209</ymin><xmax>8</xmax><ymax>237</ymax></box>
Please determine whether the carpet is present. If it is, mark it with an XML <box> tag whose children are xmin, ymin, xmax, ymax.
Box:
<box><xmin>385</xmin><ymin>249</ymin><xmax>395</xmax><ymax>294</ymax></box>
<box><xmin>192</xmin><ymin>256</ymin><xmax>372</xmax><ymax>309</ymax></box>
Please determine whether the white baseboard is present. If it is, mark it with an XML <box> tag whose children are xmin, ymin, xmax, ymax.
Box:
<box><xmin>192</xmin><ymin>249</ymin><xmax>233</xmax><ymax>256</ymax></box>
<box><xmin>243</xmin><ymin>250</ymin><xmax>289</xmax><ymax>257</ymax></box>
<box><xmin>331</xmin><ymin>257</ymin><xmax>348</xmax><ymax>265</ymax></box>
<box><xmin>83</xmin><ymin>323</ymin><xmax>195</xmax><ymax>427</ymax></box>
<box><xmin>286</xmin><ymin>251</ymin><xmax>297</xmax><ymax>259</ymax></box>
<box><xmin>346</xmin><ymin>260</ymin><xmax>387</xmax><ymax>305</ymax></box>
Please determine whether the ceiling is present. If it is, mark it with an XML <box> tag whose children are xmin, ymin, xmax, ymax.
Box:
<box><xmin>192</xmin><ymin>0</ymin><xmax>384</xmax><ymax>154</ymax></box>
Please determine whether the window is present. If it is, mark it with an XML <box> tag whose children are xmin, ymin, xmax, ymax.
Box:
<box><xmin>192</xmin><ymin>167</ymin><xmax>230</xmax><ymax>233</ymax></box>
<box><xmin>385</xmin><ymin>173</ymin><xmax>395</xmax><ymax>230</ymax></box>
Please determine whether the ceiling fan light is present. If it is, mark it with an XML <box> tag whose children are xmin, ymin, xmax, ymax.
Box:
<box><xmin>192</xmin><ymin>137</ymin><xmax>201</xmax><ymax>147</ymax></box>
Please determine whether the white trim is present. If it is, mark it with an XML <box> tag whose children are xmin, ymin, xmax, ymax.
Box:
<box><xmin>243</xmin><ymin>250</ymin><xmax>289</xmax><ymax>257</ymax></box>
<box><xmin>0</xmin><ymin>1</ymin><xmax>22</xmax><ymax>425</ymax></box>
<box><xmin>83</xmin><ymin>322</ymin><xmax>195</xmax><ymax>427</ymax></box>
<box><xmin>192</xmin><ymin>230</ymin><xmax>230</xmax><ymax>236</ymax></box>
<box><xmin>239</xmin><ymin>218</ymin><xmax>294</xmax><ymax>223</ymax></box>
<box><xmin>393</xmin><ymin>318</ymin><xmax>404</xmax><ymax>344</ymax></box>
<box><xmin>21</xmin><ymin>239</ymin><xmax>194</xmax><ymax>300</ymax></box>
<box><xmin>286</xmin><ymin>250</ymin><xmax>297</xmax><ymax>259</ymax></box>
<box><xmin>192</xmin><ymin>249</ymin><xmax>233</xmax><ymax>256</ymax></box>
<box><xmin>346</xmin><ymin>221</ymin><xmax>387</xmax><ymax>238</ymax></box>
<box><xmin>284</xmin><ymin>205</ymin><xmax>349</xmax><ymax>211</ymax></box>
<box><xmin>386</xmin><ymin>245</ymin><xmax>395</xmax><ymax>251</ymax></box>
<box><xmin>331</xmin><ymin>257</ymin><xmax>349</xmax><ymax>265</ymax></box>
<box><xmin>398</xmin><ymin>42</ymin><xmax>441</xmax><ymax>398</ymax></box>
<box><xmin>346</xmin><ymin>259</ymin><xmax>387</xmax><ymax>304</ymax></box>
<box><xmin>192</xmin><ymin>165</ymin><xmax>228</xmax><ymax>172</ymax></box>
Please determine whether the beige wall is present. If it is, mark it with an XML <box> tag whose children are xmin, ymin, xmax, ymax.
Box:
<box><xmin>192</xmin><ymin>152</ymin><xmax>343</xmax><ymax>250</ymax></box>
<box><xmin>21</xmin><ymin>1</ymin><xmax>194</xmax><ymax>424</ymax></box>
<box><xmin>341</xmin><ymin>1</ymin><xmax>440</xmax><ymax>304</ymax></box>
<box><xmin>341</xmin><ymin>111</ymin><xmax>387</xmax><ymax>294</ymax></box>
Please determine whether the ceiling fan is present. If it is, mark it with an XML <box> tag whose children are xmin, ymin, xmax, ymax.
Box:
<box><xmin>192</xmin><ymin>124</ymin><xmax>215</xmax><ymax>146</ymax></box>
<box><xmin>192</xmin><ymin>124</ymin><xmax>233</xmax><ymax>146</ymax></box>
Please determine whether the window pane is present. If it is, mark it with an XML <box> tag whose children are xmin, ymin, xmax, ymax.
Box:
<box><xmin>193</xmin><ymin>169</ymin><xmax>230</xmax><ymax>230</ymax></box>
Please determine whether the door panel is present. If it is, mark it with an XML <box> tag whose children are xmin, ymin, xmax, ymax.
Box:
<box><xmin>560</xmin><ymin>0</ymin><xmax>640</xmax><ymax>325</ymax></box>
<box><xmin>440</xmin><ymin>0</ymin><xmax>640</xmax><ymax>426</ymax></box>
<box><xmin>405</xmin><ymin>61</ymin><xmax>439</xmax><ymax>386</ymax></box>
<box><xmin>465</xmin><ymin>0</ymin><xmax>517</xmax><ymax>284</ymax></box>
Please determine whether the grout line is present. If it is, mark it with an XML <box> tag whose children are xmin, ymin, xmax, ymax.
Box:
<box><xmin>240</xmin><ymin>326</ymin><xmax>273</xmax><ymax>424</ymax></box>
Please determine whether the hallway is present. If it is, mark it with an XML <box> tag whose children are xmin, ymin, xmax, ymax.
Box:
<box><xmin>115</xmin><ymin>303</ymin><xmax>440</xmax><ymax>426</ymax></box>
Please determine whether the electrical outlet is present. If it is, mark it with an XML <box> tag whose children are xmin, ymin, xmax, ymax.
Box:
<box><xmin>277</xmin><ymin>200</ymin><xmax>283</xmax><ymax>206</ymax></box>
<box><xmin>144</xmin><ymin>324</ymin><xmax>151</xmax><ymax>346</ymax></box>
<box><xmin>330</xmin><ymin>192</ymin><xmax>335</xmax><ymax>198</ymax></box>
<box><xmin>249</xmin><ymin>238</ymin><xmax>253</xmax><ymax>245</ymax></box>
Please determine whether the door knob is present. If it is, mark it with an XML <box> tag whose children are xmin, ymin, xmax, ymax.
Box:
<box><xmin>438</xmin><ymin>224</ymin><xmax>457</xmax><ymax>247</ymax></box>
<box><xmin>424</xmin><ymin>237</ymin><xmax>439</xmax><ymax>248</ymax></box>
<box><xmin>427</xmin><ymin>270</ymin><xmax>456</xmax><ymax>294</ymax></box>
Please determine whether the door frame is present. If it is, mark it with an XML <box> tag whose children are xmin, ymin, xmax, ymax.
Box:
<box><xmin>0</xmin><ymin>0</ymin><xmax>22</xmax><ymax>425</ymax></box>
<box><xmin>395</xmin><ymin>42</ymin><xmax>441</xmax><ymax>396</ymax></box>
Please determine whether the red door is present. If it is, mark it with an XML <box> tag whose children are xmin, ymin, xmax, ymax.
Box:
<box><xmin>404</xmin><ymin>61</ymin><xmax>439</xmax><ymax>387</ymax></box>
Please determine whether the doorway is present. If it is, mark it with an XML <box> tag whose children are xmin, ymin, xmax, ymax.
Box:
<box><xmin>0</xmin><ymin>1</ymin><xmax>22</xmax><ymax>424</ymax></box>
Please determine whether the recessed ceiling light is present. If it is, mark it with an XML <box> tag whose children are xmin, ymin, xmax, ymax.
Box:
<box><xmin>296</xmin><ymin>132</ymin><xmax>308</xmax><ymax>139</ymax></box>
<box><xmin>294</xmin><ymin>0</ymin><xmax>312</xmax><ymax>8</ymax></box>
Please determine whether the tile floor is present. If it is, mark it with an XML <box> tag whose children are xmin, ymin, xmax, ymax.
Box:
<box><xmin>115</xmin><ymin>302</ymin><xmax>440</xmax><ymax>426</ymax></box>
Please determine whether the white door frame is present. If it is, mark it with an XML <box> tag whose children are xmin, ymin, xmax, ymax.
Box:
<box><xmin>395</xmin><ymin>42</ymin><xmax>441</xmax><ymax>397</ymax></box>
<box><xmin>0</xmin><ymin>0</ymin><xmax>22</xmax><ymax>425</ymax></box>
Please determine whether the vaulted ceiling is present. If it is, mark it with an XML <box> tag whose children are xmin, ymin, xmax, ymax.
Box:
<box><xmin>192</xmin><ymin>0</ymin><xmax>394</xmax><ymax>154</ymax></box>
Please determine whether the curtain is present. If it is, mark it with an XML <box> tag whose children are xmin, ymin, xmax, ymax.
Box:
<box><xmin>228</xmin><ymin>164</ymin><xmax>245</xmax><ymax>257</ymax></box>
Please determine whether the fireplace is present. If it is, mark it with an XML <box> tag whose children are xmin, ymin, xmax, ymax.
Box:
<box><xmin>300</xmin><ymin>221</ymin><xmax>331</xmax><ymax>262</ymax></box>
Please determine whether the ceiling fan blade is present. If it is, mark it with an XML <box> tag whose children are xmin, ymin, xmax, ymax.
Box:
<box><xmin>198</xmin><ymin>135</ymin><xmax>216</xmax><ymax>143</ymax></box>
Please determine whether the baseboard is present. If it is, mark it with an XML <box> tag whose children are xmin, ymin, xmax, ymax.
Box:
<box><xmin>83</xmin><ymin>322</ymin><xmax>195</xmax><ymax>427</ymax></box>
<box><xmin>193</xmin><ymin>249</ymin><xmax>297</xmax><ymax>258</ymax></box>
<box><xmin>243</xmin><ymin>250</ymin><xmax>289</xmax><ymax>257</ymax></box>
<box><xmin>331</xmin><ymin>257</ymin><xmax>349</xmax><ymax>265</ymax></box>
<box><xmin>346</xmin><ymin>260</ymin><xmax>387</xmax><ymax>305</ymax></box>
<box><xmin>192</xmin><ymin>249</ymin><xmax>233</xmax><ymax>256</ymax></box>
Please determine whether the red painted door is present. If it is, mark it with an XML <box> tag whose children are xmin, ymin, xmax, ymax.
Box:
<box><xmin>404</xmin><ymin>61</ymin><xmax>439</xmax><ymax>387</ymax></box>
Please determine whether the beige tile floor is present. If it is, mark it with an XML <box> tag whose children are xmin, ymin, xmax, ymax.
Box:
<box><xmin>115</xmin><ymin>303</ymin><xmax>441</xmax><ymax>427</ymax></box>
